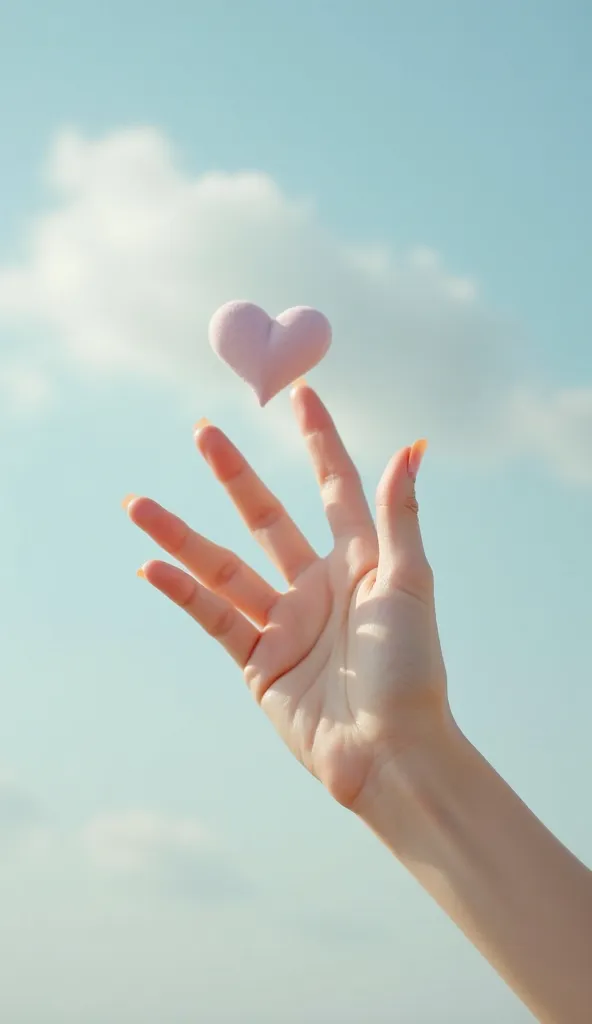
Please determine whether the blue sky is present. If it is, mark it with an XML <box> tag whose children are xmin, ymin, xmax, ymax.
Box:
<box><xmin>0</xmin><ymin>2</ymin><xmax>591</xmax><ymax>1021</ymax></box>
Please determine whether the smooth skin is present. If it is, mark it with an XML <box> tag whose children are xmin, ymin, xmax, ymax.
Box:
<box><xmin>126</xmin><ymin>382</ymin><xmax>592</xmax><ymax>1024</ymax></box>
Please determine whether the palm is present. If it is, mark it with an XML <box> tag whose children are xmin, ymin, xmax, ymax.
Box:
<box><xmin>129</xmin><ymin>385</ymin><xmax>445</xmax><ymax>808</ymax></box>
<box><xmin>251</xmin><ymin>538</ymin><xmax>442</xmax><ymax>805</ymax></box>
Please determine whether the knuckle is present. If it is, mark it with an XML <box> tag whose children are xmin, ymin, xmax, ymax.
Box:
<box><xmin>250</xmin><ymin>504</ymin><xmax>283</xmax><ymax>532</ymax></box>
<box><xmin>388</xmin><ymin>554</ymin><xmax>434</xmax><ymax>595</ymax></box>
<box><xmin>422</xmin><ymin>560</ymin><xmax>435</xmax><ymax>590</ymax></box>
<box><xmin>320</xmin><ymin>464</ymin><xmax>359</xmax><ymax>488</ymax></box>
<box><xmin>212</xmin><ymin>555</ymin><xmax>240</xmax><ymax>589</ymax></box>
<box><xmin>403</xmin><ymin>493</ymin><xmax>420</xmax><ymax>517</ymax></box>
<box><xmin>207</xmin><ymin>606</ymin><xmax>235</xmax><ymax>639</ymax></box>
<box><xmin>167</xmin><ymin>520</ymin><xmax>190</xmax><ymax>556</ymax></box>
<box><xmin>177</xmin><ymin>578</ymin><xmax>197</xmax><ymax>609</ymax></box>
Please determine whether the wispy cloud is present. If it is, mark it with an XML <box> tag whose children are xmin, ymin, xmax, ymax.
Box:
<box><xmin>81</xmin><ymin>810</ymin><xmax>248</xmax><ymax>901</ymax></box>
<box><xmin>0</xmin><ymin>126</ymin><xmax>590</xmax><ymax>482</ymax></box>
<box><xmin>509</xmin><ymin>385</ymin><xmax>592</xmax><ymax>486</ymax></box>
<box><xmin>0</xmin><ymin>768</ymin><xmax>248</xmax><ymax>904</ymax></box>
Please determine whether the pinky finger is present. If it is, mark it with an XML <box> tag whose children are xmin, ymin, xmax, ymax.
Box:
<box><xmin>139</xmin><ymin>560</ymin><xmax>260</xmax><ymax>668</ymax></box>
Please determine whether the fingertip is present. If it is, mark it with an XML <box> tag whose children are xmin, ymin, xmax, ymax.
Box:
<box><xmin>407</xmin><ymin>439</ymin><xmax>428</xmax><ymax>481</ymax></box>
<box><xmin>290</xmin><ymin>382</ymin><xmax>332</xmax><ymax>436</ymax></box>
<box><xmin>124</xmin><ymin>495</ymin><xmax>159</xmax><ymax>528</ymax></box>
<box><xmin>193</xmin><ymin>419</ymin><xmax>222</xmax><ymax>452</ymax></box>
<box><xmin>137</xmin><ymin>557</ymin><xmax>158</xmax><ymax>579</ymax></box>
<box><xmin>140</xmin><ymin>559</ymin><xmax>195</xmax><ymax>605</ymax></box>
<box><xmin>193</xmin><ymin>418</ymin><xmax>216</xmax><ymax>450</ymax></box>
<box><xmin>375</xmin><ymin>446</ymin><xmax>412</xmax><ymax>507</ymax></box>
<box><xmin>122</xmin><ymin>493</ymin><xmax>139</xmax><ymax>512</ymax></box>
<box><xmin>137</xmin><ymin>558</ymin><xmax>166</xmax><ymax>583</ymax></box>
<box><xmin>290</xmin><ymin>382</ymin><xmax>305</xmax><ymax>423</ymax></box>
<box><xmin>136</xmin><ymin>558</ymin><xmax>165</xmax><ymax>586</ymax></box>
<box><xmin>290</xmin><ymin>379</ymin><xmax>316</xmax><ymax>421</ymax></box>
<box><xmin>290</xmin><ymin>377</ymin><xmax>309</xmax><ymax>397</ymax></box>
<box><xmin>194</xmin><ymin>423</ymin><xmax>242</xmax><ymax>484</ymax></box>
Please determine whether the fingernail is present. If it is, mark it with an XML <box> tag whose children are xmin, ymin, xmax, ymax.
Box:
<box><xmin>407</xmin><ymin>439</ymin><xmax>428</xmax><ymax>480</ymax></box>
<box><xmin>194</xmin><ymin>417</ymin><xmax>211</xmax><ymax>432</ymax></box>
<box><xmin>121</xmin><ymin>493</ymin><xmax>138</xmax><ymax>510</ymax></box>
<box><xmin>290</xmin><ymin>377</ymin><xmax>308</xmax><ymax>395</ymax></box>
<box><xmin>136</xmin><ymin>567</ymin><xmax>146</xmax><ymax>579</ymax></box>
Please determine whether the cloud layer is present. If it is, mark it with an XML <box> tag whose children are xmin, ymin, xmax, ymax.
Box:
<box><xmin>0</xmin><ymin>126</ymin><xmax>590</xmax><ymax>481</ymax></box>
<box><xmin>82</xmin><ymin>809</ymin><xmax>247</xmax><ymax>901</ymax></box>
<box><xmin>0</xmin><ymin>769</ymin><xmax>244</xmax><ymax>903</ymax></box>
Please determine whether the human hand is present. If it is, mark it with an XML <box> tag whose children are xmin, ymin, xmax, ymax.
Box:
<box><xmin>125</xmin><ymin>384</ymin><xmax>451</xmax><ymax>810</ymax></box>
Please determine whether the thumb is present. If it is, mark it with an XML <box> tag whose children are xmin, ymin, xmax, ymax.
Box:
<box><xmin>375</xmin><ymin>439</ymin><xmax>431</xmax><ymax>589</ymax></box>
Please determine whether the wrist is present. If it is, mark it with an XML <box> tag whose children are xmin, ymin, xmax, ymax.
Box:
<box><xmin>356</xmin><ymin>716</ymin><xmax>592</xmax><ymax>1024</ymax></box>
<box><xmin>354</xmin><ymin>716</ymin><xmax>475</xmax><ymax>859</ymax></box>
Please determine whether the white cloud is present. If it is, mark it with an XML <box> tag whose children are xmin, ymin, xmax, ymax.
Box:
<box><xmin>82</xmin><ymin>810</ymin><xmax>247</xmax><ymax>900</ymax></box>
<box><xmin>0</xmin><ymin>125</ymin><xmax>589</xmax><ymax>482</ymax></box>
<box><xmin>83</xmin><ymin>810</ymin><xmax>212</xmax><ymax>871</ymax></box>
<box><xmin>509</xmin><ymin>386</ymin><xmax>592</xmax><ymax>486</ymax></box>
<box><xmin>0</xmin><ymin>784</ymin><xmax>247</xmax><ymax>903</ymax></box>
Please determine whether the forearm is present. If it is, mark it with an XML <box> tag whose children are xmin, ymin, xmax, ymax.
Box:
<box><xmin>358</xmin><ymin>722</ymin><xmax>592</xmax><ymax>1024</ymax></box>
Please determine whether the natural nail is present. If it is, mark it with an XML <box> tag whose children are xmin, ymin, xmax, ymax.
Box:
<box><xmin>121</xmin><ymin>493</ymin><xmax>138</xmax><ymax>510</ymax></box>
<box><xmin>194</xmin><ymin>416</ymin><xmax>211</xmax><ymax>432</ymax></box>
<box><xmin>136</xmin><ymin>567</ymin><xmax>146</xmax><ymax>579</ymax></box>
<box><xmin>408</xmin><ymin>439</ymin><xmax>428</xmax><ymax>481</ymax></box>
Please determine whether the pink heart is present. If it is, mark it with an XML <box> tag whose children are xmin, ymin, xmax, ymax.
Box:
<box><xmin>208</xmin><ymin>301</ymin><xmax>332</xmax><ymax>406</ymax></box>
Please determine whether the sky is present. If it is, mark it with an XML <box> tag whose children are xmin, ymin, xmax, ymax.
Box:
<box><xmin>0</xmin><ymin>1</ymin><xmax>591</xmax><ymax>1021</ymax></box>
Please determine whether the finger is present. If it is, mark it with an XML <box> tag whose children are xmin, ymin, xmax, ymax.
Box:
<box><xmin>195</xmin><ymin>423</ymin><xmax>317</xmax><ymax>583</ymax></box>
<box><xmin>374</xmin><ymin>440</ymin><xmax>432</xmax><ymax>596</ymax></box>
<box><xmin>126</xmin><ymin>496</ymin><xmax>278</xmax><ymax>626</ymax></box>
<box><xmin>139</xmin><ymin>560</ymin><xmax>260</xmax><ymax>667</ymax></box>
<box><xmin>290</xmin><ymin>383</ymin><xmax>374</xmax><ymax>541</ymax></box>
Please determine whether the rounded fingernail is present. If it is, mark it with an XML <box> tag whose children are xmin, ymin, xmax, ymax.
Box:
<box><xmin>122</xmin><ymin>493</ymin><xmax>138</xmax><ymax>510</ymax></box>
<box><xmin>407</xmin><ymin>439</ymin><xmax>428</xmax><ymax>481</ymax></box>
<box><xmin>136</xmin><ymin>566</ymin><xmax>146</xmax><ymax>579</ymax></box>
<box><xmin>194</xmin><ymin>416</ymin><xmax>211</xmax><ymax>432</ymax></box>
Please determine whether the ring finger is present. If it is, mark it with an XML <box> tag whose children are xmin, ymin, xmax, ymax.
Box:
<box><xmin>125</xmin><ymin>496</ymin><xmax>279</xmax><ymax>626</ymax></box>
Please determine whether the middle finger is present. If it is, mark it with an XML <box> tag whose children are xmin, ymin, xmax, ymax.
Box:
<box><xmin>195</xmin><ymin>423</ymin><xmax>318</xmax><ymax>584</ymax></box>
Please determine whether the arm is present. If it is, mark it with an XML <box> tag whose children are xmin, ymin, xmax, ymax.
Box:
<box><xmin>359</xmin><ymin>722</ymin><xmax>592</xmax><ymax>1024</ymax></box>
<box><xmin>127</xmin><ymin>383</ymin><xmax>591</xmax><ymax>1024</ymax></box>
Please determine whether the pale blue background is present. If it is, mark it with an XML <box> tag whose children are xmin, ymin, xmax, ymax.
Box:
<box><xmin>0</xmin><ymin>3</ymin><xmax>590</xmax><ymax>1022</ymax></box>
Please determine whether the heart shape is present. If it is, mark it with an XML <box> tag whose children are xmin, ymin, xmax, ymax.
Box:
<box><xmin>208</xmin><ymin>301</ymin><xmax>332</xmax><ymax>406</ymax></box>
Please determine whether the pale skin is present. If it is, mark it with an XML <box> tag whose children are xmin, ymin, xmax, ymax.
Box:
<box><xmin>125</xmin><ymin>381</ymin><xmax>592</xmax><ymax>1024</ymax></box>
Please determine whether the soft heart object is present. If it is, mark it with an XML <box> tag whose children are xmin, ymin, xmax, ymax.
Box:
<box><xmin>208</xmin><ymin>301</ymin><xmax>332</xmax><ymax>405</ymax></box>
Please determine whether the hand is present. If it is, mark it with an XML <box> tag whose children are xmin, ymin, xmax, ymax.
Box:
<box><xmin>125</xmin><ymin>384</ymin><xmax>451</xmax><ymax>810</ymax></box>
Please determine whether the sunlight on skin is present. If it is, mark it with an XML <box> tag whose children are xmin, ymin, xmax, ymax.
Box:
<box><xmin>124</xmin><ymin>382</ymin><xmax>592</xmax><ymax>1023</ymax></box>
<box><xmin>125</xmin><ymin>382</ymin><xmax>436</xmax><ymax>806</ymax></box>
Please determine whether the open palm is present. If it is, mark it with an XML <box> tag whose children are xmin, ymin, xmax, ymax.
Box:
<box><xmin>126</xmin><ymin>384</ymin><xmax>448</xmax><ymax>808</ymax></box>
